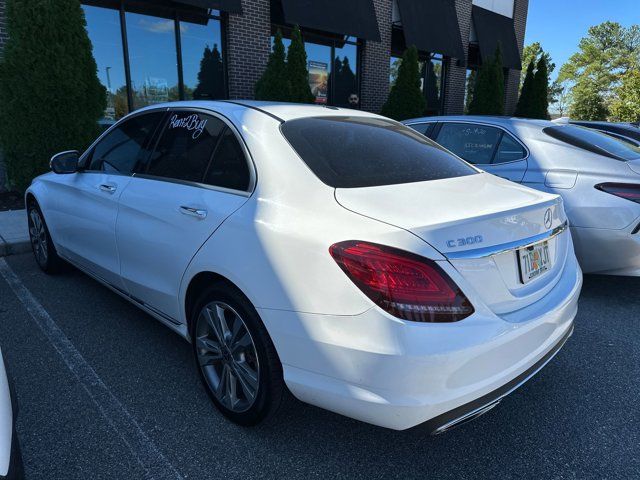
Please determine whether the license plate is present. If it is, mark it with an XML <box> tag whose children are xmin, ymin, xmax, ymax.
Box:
<box><xmin>518</xmin><ymin>241</ymin><xmax>551</xmax><ymax>284</ymax></box>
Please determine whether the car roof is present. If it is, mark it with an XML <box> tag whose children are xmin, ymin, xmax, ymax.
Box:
<box><xmin>402</xmin><ymin>115</ymin><xmax>556</xmax><ymax>129</ymax></box>
<box><xmin>134</xmin><ymin>100</ymin><xmax>384</xmax><ymax>123</ymax></box>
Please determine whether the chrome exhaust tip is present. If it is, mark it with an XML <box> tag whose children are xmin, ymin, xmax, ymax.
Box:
<box><xmin>431</xmin><ymin>400</ymin><xmax>501</xmax><ymax>435</ymax></box>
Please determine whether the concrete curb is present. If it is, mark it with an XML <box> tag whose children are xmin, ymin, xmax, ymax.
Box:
<box><xmin>0</xmin><ymin>209</ymin><xmax>30</xmax><ymax>257</ymax></box>
<box><xmin>0</xmin><ymin>238</ymin><xmax>31</xmax><ymax>257</ymax></box>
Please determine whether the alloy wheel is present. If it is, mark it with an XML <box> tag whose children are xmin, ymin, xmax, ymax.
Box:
<box><xmin>28</xmin><ymin>208</ymin><xmax>48</xmax><ymax>266</ymax></box>
<box><xmin>195</xmin><ymin>301</ymin><xmax>260</xmax><ymax>413</ymax></box>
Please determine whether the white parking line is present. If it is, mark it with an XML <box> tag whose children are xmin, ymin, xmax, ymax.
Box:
<box><xmin>0</xmin><ymin>258</ymin><xmax>184</xmax><ymax>480</ymax></box>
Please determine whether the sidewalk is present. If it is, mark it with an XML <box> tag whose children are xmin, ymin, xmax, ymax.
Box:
<box><xmin>0</xmin><ymin>209</ymin><xmax>30</xmax><ymax>257</ymax></box>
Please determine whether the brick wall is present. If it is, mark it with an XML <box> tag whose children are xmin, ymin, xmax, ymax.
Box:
<box><xmin>443</xmin><ymin>0</ymin><xmax>472</xmax><ymax>115</ymax></box>
<box><xmin>360</xmin><ymin>0</ymin><xmax>392</xmax><ymax>113</ymax></box>
<box><xmin>505</xmin><ymin>0</ymin><xmax>529</xmax><ymax>115</ymax></box>
<box><xmin>226</xmin><ymin>0</ymin><xmax>271</xmax><ymax>99</ymax></box>
<box><xmin>0</xmin><ymin>0</ymin><xmax>7</xmax><ymax>191</ymax></box>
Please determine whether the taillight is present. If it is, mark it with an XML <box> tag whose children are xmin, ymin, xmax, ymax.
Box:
<box><xmin>329</xmin><ymin>241</ymin><xmax>474</xmax><ymax>323</ymax></box>
<box><xmin>596</xmin><ymin>183</ymin><xmax>640</xmax><ymax>203</ymax></box>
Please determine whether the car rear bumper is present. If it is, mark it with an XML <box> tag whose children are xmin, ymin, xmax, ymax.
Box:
<box><xmin>571</xmin><ymin>224</ymin><xmax>640</xmax><ymax>275</ymax></box>
<box><xmin>259</xmin><ymin>259</ymin><xmax>582</xmax><ymax>431</ymax></box>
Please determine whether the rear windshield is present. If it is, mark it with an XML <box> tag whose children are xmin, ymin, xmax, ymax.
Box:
<box><xmin>280</xmin><ymin>116</ymin><xmax>477</xmax><ymax>188</ymax></box>
<box><xmin>544</xmin><ymin>125</ymin><xmax>640</xmax><ymax>161</ymax></box>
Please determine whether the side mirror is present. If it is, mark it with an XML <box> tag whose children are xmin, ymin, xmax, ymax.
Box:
<box><xmin>50</xmin><ymin>150</ymin><xmax>79</xmax><ymax>174</ymax></box>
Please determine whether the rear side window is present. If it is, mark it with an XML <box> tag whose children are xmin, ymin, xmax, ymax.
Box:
<box><xmin>280</xmin><ymin>116</ymin><xmax>476</xmax><ymax>188</ymax></box>
<box><xmin>435</xmin><ymin>123</ymin><xmax>502</xmax><ymax>165</ymax></box>
<box><xmin>495</xmin><ymin>133</ymin><xmax>527</xmax><ymax>163</ymax></box>
<box><xmin>408</xmin><ymin>122</ymin><xmax>435</xmax><ymax>137</ymax></box>
<box><xmin>146</xmin><ymin>112</ymin><xmax>225</xmax><ymax>183</ymax></box>
<box><xmin>544</xmin><ymin>125</ymin><xmax>640</xmax><ymax>161</ymax></box>
<box><xmin>203</xmin><ymin>128</ymin><xmax>250</xmax><ymax>191</ymax></box>
<box><xmin>87</xmin><ymin>112</ymin><xmax>163</xmax><ymax>174</ymax></box>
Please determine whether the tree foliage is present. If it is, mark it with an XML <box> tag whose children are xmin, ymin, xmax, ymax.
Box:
<box><xmin>381</xmin><ymin>46</ymin><xmax>426</xmax><ymax>120</ymax></box>
<box><xmin>559</xmin><ymin>21</ymin><xmax>640</xmax><ymax>117</ymax></box>
<box><xmin>609</xmin><ymin>69</ymin><xmax>640</xmax><ymax>122</ymax></box>
<box><xmin>570</xmin><ymin>79</ymin><xmax>608</xmax><ymax>120</ymax></box>
<box><xmin>515</xmin><ymin>60</ymin><xmax>535</xmax><ymax>117</ymax></box>
<box><xmin>468</xmin><ymin>43</ymin><xmax>505</xmax><ymax>116</ymax></box>
<box><xmin>532</xmin><ymin>56</ymin><xmax>550</xmax><ymax>119</ymax></box>
<box><xmin>0</xmin><ymin>0</ymin><xmax>106</xmax><ymax>191</ymax></box>
<box><xmin>332</xmin><ymin>56</ymin><xmax>357</xmax><ymax>107</ymax></box>
<box><xmin>287</xmin><ymin>25</ymin><xmax>314</xmax><ymax>104</ymax></box>
<box><xmin>521</xmin><ymin>42</ymin><xmax>555</xmax><ymax>88</ymax></box>
<box><xmin>255</xmin><ymin>29</ymin><xmax>290</xmax><ymax>101</ymax></box>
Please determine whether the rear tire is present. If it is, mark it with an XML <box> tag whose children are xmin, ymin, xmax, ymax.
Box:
<box><xmin>27</xmin><ymin>201</ymin><xmax>65</xmax><ymax>274</ymax></box>
<box><xmin>191</xmin><ymin>283</ymin><xmax>284</xmax><ymax>426</ymax></box>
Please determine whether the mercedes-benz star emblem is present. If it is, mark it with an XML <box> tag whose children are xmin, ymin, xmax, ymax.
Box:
<box><xmin>544</xmin><ymin>208</ymin><xmax>553</xmax><ymax>230</ymax></box>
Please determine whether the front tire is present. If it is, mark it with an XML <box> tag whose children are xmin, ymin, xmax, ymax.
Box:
<box><xmin>27</xmin><ymin>201</ymin><xmax>64</xmax><ymax>274</ymax></box>
<box><xmin>191</xmin><ymin>284</ymin><xmax>284</xmax><ymax>426</ymax></box>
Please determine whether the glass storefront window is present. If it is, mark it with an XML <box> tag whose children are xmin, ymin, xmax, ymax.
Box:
<box><xmin>180</xmin><ymin>18</ymin><xmax>225</xmax><ymax>100</ymax></box>
<box><xmin>333</xmin><ymin>41</ymin><xmax>358</xmax><ymax>108</ymax></box>
<box><xmin>389</xmin><ymin>53</ymin><xmax>446</xmax><ymax>116</ymax></box>
<box><xmin>423</xmin><ymin>54</ymin><xmax>444</xmax><ymax>115</ymax></box>
<box><xmin>82</xmin><ymin>5</ymin><xmax>127</xmax><ymax>121</ymax></box>
<box><xmin>126</xmin><ymin>12</ymin><xmax>180</xmax><ymax>109</ymax></box>
<box><xmin>272</xmin><ymin>34</ymin><xmax>359</xmax><ymax>107</ymax></box>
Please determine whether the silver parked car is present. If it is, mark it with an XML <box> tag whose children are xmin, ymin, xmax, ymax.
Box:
<box><xmin>404</xmin><ymin>116</ymin><xmax>640</xmax><ymax>276</ymax></box>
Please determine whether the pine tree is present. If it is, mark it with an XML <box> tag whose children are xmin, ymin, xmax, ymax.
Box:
<box><xmin>255</xmin><ymin>29</ymin><xmax>290</xmax><ymax>101</ymax></box>
<box><xmin>381</xmin><ymin>46</ymin><xmax>426</xmax><ymax>120</ymax></box>
<box><xmin>531</xmin><ymin>56</ymin><xmax>550</xmax><ymax>119</ymax></box>
<box><xmin>468</xmin><ymin>43</ymin><xmax>505</xmax><ymax>116</ymax></box>
<box><xmin>0</xmin><ymin>0</ymin><xmax>106</xmax><ymax>191</ymax></box>
<box><xmin>194</xmin><ymin>44</ymin><xmax>225</xmax><ymax>100</ymax></box>
<box><xmin>286</xmin><ymin>26</ymin><xmax>314</xmax><ymax>104</ymax></box>
<box><xmin>515</xmin><ymin>60</ymin><xmax>535</xmax><ymax>117</ymax></box>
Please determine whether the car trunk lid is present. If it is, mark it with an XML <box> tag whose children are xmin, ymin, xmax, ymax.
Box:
<box><xmin>335</xmin><ymin>173</ymin><xmax>569</xmax><ymax>315</ymax></box>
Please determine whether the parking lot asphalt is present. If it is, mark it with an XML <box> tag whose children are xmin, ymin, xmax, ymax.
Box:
<box><xmin>0</xmin><ymin>253</ymin><xmax>638</xmax><ymax>480</ymax></box>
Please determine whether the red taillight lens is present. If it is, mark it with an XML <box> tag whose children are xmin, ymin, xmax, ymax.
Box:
<box><xmin>596</xmin><ymin>183</ymin><xmax>640</xmax><ymax>203</ymax></box>
<box><xmin>329</xmin><ymin>241</ymin><xmax>474</xmax><ymax>323</ymax></box>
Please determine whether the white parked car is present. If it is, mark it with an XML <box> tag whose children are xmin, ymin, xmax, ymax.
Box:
<box><xmin>26</xmin><ymin>101</ymin><xmax>581</xmax><ymax>432</ymax></box>
<box><xmin>405</xmin><ymin>116</ymin><xmax>640</xmax><ymax>276</ymax></box>
<box><xmin>0</xmin><ymin>350</ymin><xmax>22</xmax><ymax>479</ymax></box>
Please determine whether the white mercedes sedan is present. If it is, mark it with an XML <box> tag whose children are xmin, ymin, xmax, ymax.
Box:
<box><xmin>26</xmin><ymin>101</ymin><xmax>582</xmax><ymax>432</ymax></box>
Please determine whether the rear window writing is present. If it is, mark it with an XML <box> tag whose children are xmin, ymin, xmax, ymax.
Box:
<box><xmin>280</xmin><ymin>116</ymin><xmax>477</xmax><ymax>188</ymax></box>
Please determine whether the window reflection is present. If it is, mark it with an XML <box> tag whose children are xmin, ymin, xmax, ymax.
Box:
<box><xmin>82</xmin><ymin>5</ymin><xmax>127</xmax><ymax>121</ymax></box>
<box><xmin>389</xmin><ymin>53</ymin><xmax>446</xmax><ymax>115</ymax></box>
<box><xmin>333</xmin><ymin>42</ymin><xmax>358</xmax><ymax>108</ymax></box>
<box><xmin>126</xmin><ymin>12</ymin><xmax>180</xmax><ymax>109</ymax></box>
<box><xmin>271</xmin><ymin>34</ymin><xmax>359</xmax><ymax>107</ymax></box>
<box><xmin>180</xmin><ymin>19</ymin><xmax>225</xmax><ymax>100</ymax></box>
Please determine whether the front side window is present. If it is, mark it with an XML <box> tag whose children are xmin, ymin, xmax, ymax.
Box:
<box><xmin>435</xmin><ymin>123</ymin><xmax>503</xmax><ymax>165</ymax></box>
<box><xmin>86</xmin><ymin>112</ymin><xmax>164</xmax><ymax>174</ymax></box>
<box><xmin>146</xmin><ymin>112</ymin><xmax>225</xmax><ymax>183</ymax></box>
<box><xmin>544</xmin><ymin>125</ymin><xmax>640</xmax><ymax>161</ymax></box>
<box><xmin>281</xmin><ymin>116</ymin><xmax>476</xmax><ymax>188</ymax></box>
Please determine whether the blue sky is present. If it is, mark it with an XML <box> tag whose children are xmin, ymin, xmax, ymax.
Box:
<box><xmin>525</xmin><ymin>0</ymin><xmax>640</xmax><ymax>81</ymax></box>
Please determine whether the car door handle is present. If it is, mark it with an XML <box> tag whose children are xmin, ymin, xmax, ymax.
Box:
<box><xmin>99</xmin><ymin>184</ymin><xmax>117</xmax><ymax>193</ymax></box>
<box><xmin>179</xmin><ymin>206</ymin><xmax>207</xmax><ymax>219</ymax></box>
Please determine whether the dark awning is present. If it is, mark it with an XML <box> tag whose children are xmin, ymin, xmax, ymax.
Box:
<box><xmin>277</xmin><ymin>0</ymin><xmax>381</xmax><ymax>42</ymax></box>
<box><xmin>472</xmin><ymin>6</ymin><xmax>521</xmax><ymax>70</ymax></box>
<box><xmin>395</xmin><ymin>0</ymin><xmax>465</xmax><ymax>60</ymax></box>
<box><xmin>174</xmin><ymin>0</ymin><xmax>242</xmax><ymax>14</ymax></box>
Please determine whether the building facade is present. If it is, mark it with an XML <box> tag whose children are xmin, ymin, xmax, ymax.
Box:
<box><xmin>0</xmin><ymin>0</ymin><xmax>529</xmax><ymax>122</ymax></box>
